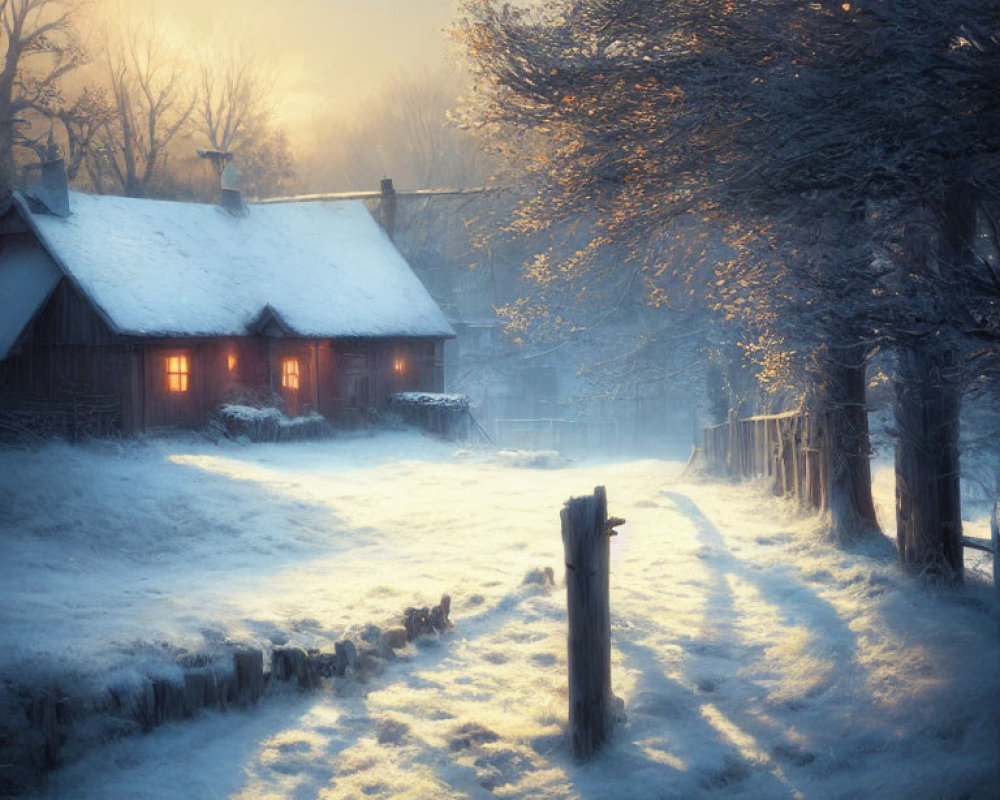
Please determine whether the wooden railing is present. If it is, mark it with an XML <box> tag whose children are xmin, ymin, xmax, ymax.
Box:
<box><xmin>702</xmin><ymin>410</ymin><xmax>830</xmax><ymax>512</ymax></box>
<box><xmin>963</xmin><ymin>502</ymin><xmax>1000</xmax><ymax>597</ymax></box>
<box><xmin>0</xmin><ymin>393</ymin><xmax>121</xmax><ymax>442</ymax></box>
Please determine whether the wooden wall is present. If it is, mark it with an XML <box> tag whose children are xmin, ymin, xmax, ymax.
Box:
<box><xmin>140</xmin><ymin>336</ymin><xmax>445</xmax><ymax>429</ymax></box>
<box><xmin>370</xmin><ymin>338</ymin><xmax>445</xmax><ymax>406</ymax></box>
<box><xmin>2</xmin><ymin>276</ymin><xmax>450</xmax><ymax>434</ymax></box>
<box><xmin>0</xmin><ymin>279</ymin><xmax>143</xmax><ymax>433</ymax></box>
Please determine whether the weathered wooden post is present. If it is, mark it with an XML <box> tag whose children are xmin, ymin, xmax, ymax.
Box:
<box><xmin>561</xmin><ymin>485</ymin><xmax>620</xmax><ymax>761</ymax></box>
<box><xmin>992</xmin><ymin>500</ymin><xmax>1000</xmax><ymax>599</ymax></box>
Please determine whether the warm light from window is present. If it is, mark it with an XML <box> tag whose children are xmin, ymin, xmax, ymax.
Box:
<box><xmin>227</xmin><ymin>354</ymin><xmax>237</xmax><ymax>372</ymax></box>
<box><xmin>393</xmin><ymin>357</ymin><xmax>406</xmax><ymax>373</ymax></box>
<box><xmin>167</xmin><ymin>355</ymin><xmax>189</xmax><ymax>393</ymax></box>
<box><xmin>282</xmin><ymin>358</ymin><xmax>300</xmax><ymax>390</ymax></box>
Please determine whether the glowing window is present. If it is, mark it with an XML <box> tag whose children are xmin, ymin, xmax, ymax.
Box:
<box><xmin>393</xmin><ymin>356</ymin><xmax>406</xmax><ymax>374</ymax></box>
<box><xmin>281</xmin><ymin>358</ymin><xmax>300</xmax><ymax>390</ymax></box>
<box><xmin>166</xmin><ymin>355</ymin><xmax>189</xmax><ymax>393</ymax></box>
<box><xmin>227</xmin><ymin>354</ymin><xmax>237</xmax><ymax>372</ymax></box>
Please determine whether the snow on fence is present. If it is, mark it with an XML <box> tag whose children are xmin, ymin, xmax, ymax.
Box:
<box><xmin>1</xmin><ymin>595</ymin><xmax>452</xmax><ymax>795</ymax></box>
<box><xmin>217</xmin><ymin>404</ymin><xmax>332</xmax><ymax>442</ymax></box>
<box><xmin>388</xmin><ymin>392</ymin><xmax>492</xmax><ymax>442</ymax></box>
<box><xmin>702</xmin><ymin>410</ymin><xmax>830</xmax><ymax>512</ymax></box>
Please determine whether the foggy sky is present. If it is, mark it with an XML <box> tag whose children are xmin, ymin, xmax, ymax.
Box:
<box><xmin>139</xmin><ymin>0</ymin><xmax>459</xmax><ymax>128</ymax></box>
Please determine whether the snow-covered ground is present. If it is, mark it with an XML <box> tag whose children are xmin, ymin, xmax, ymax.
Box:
<box><xmin>1</xmin><ymin>432</ymin><xmax>998</xmax><ymax>799</ymax></box>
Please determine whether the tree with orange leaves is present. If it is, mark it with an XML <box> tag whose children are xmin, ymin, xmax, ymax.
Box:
<box><xmin>459</xmin><ymin>0</ymin><xmax>1000</xmax><ymax>577</ymax></box>
<box><xmin>458</xmin><ymin>0</ymin><xmax>883</xmax><ymax>537</ymax></box>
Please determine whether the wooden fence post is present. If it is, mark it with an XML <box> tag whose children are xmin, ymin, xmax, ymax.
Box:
<box><xmin>561</xmin><ymin>486</ymin><xmax>615</xmax><ymax>761</ymax></box>
<box><xmin>992</xmin><ymin>500</ymin><xmax>1000</xmax><ymax>599</ymax></box>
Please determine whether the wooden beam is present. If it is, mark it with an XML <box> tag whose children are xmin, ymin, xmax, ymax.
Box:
<box><xmin>962</xmin><ymin>537</ymin><xmax>994</xmax><ymax>554</ymax></box>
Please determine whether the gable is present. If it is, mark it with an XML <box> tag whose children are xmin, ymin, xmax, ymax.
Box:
<box><xmin>247</xmin><ymin>305</ymin><xmax>294</xmax><ymax>338</ymax></box>
<box><xmin>0</xmin><ymin>239</ymin><xmax>62</xmax><ymax>359</ymax></box>
<box><xmin>28</xmin><ymin>279</ymin><xmax>118</xmax><ymax>346</ymax></box>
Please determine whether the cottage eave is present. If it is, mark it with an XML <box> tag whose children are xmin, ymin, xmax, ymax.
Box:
<box><xmin>11</xmin><ymin>192</ymin><xmax>125</xmax><ymax>339</ymax></box>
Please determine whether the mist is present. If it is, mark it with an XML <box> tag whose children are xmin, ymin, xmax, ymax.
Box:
<box><xmin>135</xmin><ymin>0</ymin><xmax>458</xmax><ymax>128</ymax></box>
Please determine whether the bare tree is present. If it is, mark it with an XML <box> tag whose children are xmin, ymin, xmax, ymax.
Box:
<box><xmin>87</xmin><ymin>18</ymin><xmax>194</xmax><ymax>197</ymax></box>
<box><xmin>191</xmin><ymin>42</ymin><xmax>295</xmax><ymax>198</ymax></box>
<box><xmin>302</xmin><ymin>71</ymin><xmax>494</xmax><ymax>192</ymax></box>
<box><xmin>235</xmin><ymin>120</ymin><xmax>294</xmax><ymax>198</ymax></box>
<box><xmin>195</xmin><ymin>44</ymin><xmax>268</xmax><ymax>167</ymax></box>
<box><xmin>49</xmin><ymin>85</ymin><xmax>111</xmax><ymax>181</ymax></box>
<box><xmin>0</xmin><ymin>0</ymin><xmax>84</xmax><ymax>190</ymax></box>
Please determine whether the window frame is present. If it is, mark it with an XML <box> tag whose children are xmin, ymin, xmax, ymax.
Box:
<box><xmin>281</xmin><ymin>357</ymin><xmax>300</xmax><ymax>390</ymax></box>
<box><xmin>166</xmin><ymin>353</ymin><xmax>190</xmax><ymax>393</ymax></box>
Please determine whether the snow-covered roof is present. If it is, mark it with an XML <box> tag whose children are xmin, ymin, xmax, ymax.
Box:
<box><xmin>13</xmin><ymin>191</ymin><xmax>454</xmax><ymax>340</ymax></box>
<box><xmin>0</xmin><ymin>240</ymin><xmax>61</xmax><ymax>359</ymax></box>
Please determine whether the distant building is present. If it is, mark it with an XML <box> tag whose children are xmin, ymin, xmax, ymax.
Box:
<box><xmin>0</xmin><ymin>160</ymin><xmax>453</xmax><ymax>436</ymax></box>
<box><xmin>364</xmin><ymin>185</ymin><xmax>702</xmax><ymax>453</ymax></box>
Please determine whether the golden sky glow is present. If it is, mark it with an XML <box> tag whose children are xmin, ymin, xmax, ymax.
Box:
<box><xmin>106</xmin><ymin>0</ymin><xmax>457</xmax><ymax>129</ymax></box>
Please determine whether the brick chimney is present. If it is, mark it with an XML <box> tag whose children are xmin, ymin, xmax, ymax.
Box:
<box><xmin>220</xmin><ymin>162</ymin><xmax>245</xmax><ymax>216</ymax></box>
<box><xmin>197</xmin><ymin>149</ymin><xmax>244</xmax><ymax>215</ymax></box>
<box><xmin>30</xmin><ymin>134</ymin><xmax>70</xmax><ymax>217</ymax></box>
<box><xmin>380</xmin><ymin>177</ymin><xmax>396</xmax><ymax>240</ymax></box>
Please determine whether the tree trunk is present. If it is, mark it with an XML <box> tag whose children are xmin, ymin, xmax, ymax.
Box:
<box><xmin>822</xmin><ymin>347</ymin><xmax>879</xmax><ymax>538</ymax></box>
<box><xmin>0</xmin><ymin>112</ymin><xmax>15</xmax><ymax>194</ymax></box>
<box><xmin>705</xmin><ymin>365</ymin><xmax>729</xmax><ymax>425</ymax></box>
<box><xmin>894</xmin><ymin>346</ymin><xmax>963</xmax><ymax>583</ymax></box>
<box><xmin>892</xmin><ymin>181</ymin><xmax>975</xmax><ymax>584</ymax></box>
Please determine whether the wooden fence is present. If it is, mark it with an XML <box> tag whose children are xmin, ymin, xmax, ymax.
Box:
<box><xmin>702</xmin><ymin>410</ymin><xmax>830</xmax><ymax>512</ymax></box>
<box><xmin>705</xmin><ymin>411</ymin><xmax>999</xmax><ymax>593</ymax></box>
<box><xmin>963</xmin><ymin>502</ymin><xmax>1000</xmax><ymax>597</ymax></box>
<box><xmin>0</xmin><ymin>393</ymin><xmax>120</xmax><ymax>442</ymax></box>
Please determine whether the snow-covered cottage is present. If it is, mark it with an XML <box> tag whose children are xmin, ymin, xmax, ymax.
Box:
<box><xmin>0</xmin><ymin>161</ymin><xmax>454</xmax><ymax>435</ymax></box>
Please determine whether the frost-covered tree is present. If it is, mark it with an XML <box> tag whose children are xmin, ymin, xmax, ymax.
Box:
<box><xmin>696</xmin><ymin>0</ymin><xmax>1000</xmax><ymax>575</ymax></box>
<box><xmin>458</xmin><ymin>0</ymin><xmax>885</xmax><ymax>537</ymax></box>
<box><xmin>792</xmin><ymin>2</ymin><xmax>1000</xmax><ymax>581</ymax></box>
<box><xmin>459</xmin><ymin>0</ymin><xmax>1000</xmax><ymax>567</ymax></box>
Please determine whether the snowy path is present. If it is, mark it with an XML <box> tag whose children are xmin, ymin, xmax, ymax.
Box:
<box><xmin>2</xmin><ymin>434</ymin><xmax>998</xmax><ymax>799</ymax></box>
